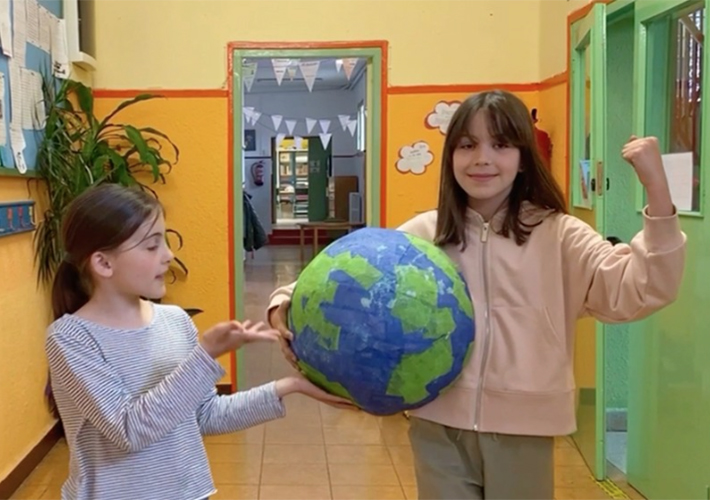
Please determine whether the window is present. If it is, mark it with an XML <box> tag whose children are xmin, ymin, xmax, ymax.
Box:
<box><xmin>356</xmin><ymin>101</ymin><xmax>366</xmax><ymax>153</ymax></box>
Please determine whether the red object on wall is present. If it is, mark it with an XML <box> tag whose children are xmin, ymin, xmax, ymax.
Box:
<box><xmin>531</xmin><ymin>108</ymin><xmax>552</xmax><ymax>170</ymax></box>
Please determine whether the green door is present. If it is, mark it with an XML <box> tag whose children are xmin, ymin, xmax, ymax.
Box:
<box><xmin>307</xmin><ymin>137</ymin><xmax>331</xmax><ymax>222</ymax></box>
<box><xmin>626</xmin><ymin>1</ymin><xmax>710</xmax><ymax>497</ymax></box>
<box><xmin>601</xmin><ymin>1</ymin><xmax>637</xmax><ymax>481</ymax></box>
<box><xmin>569</xmin><ymin>2</ymin><xmax>608</xmax><ymax>479</ymax></box>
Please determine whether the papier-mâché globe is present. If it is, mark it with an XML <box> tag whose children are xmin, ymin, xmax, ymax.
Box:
<box><xmin>288</xmin><ymin>227</ymin><xmax>475</xmax><ymax>415</ymax></box>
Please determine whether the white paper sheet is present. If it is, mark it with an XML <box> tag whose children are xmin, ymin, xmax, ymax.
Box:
<box><xmin>26</xmin><ymin>0</ymin><xmax>39</xmax><ymax>47</ymax></box>
<box><xmin>0</xmin><ymin>74</ymin><xmax>7</xmax><ymax>146</ymax></box>
<box><xmin>10</xmin><ymin>122</ymin><xmax>26</xmax><ymax>173</ymax></box>
<box><xmin>9</xmin><ymin>61</ymin><xmax>22</xmax><ymax>127</ymax></box>
<box><xmin>0</xmin><ymin>0</ymin><xmax>12</xmax><ymax>57</ymax></box>
<box><xmin>661</xmin><ymin>152</ymin><xmax>695</xmax><ymax>212</ymax></box>
<box><xmin>39</xmin><ymin>6</ymin><xmax>51</xmax><ymax>52</ymax></box>
<box><xmin>51</xmin><ymin>17</ymin><xmax>69</xmax><ymax>78</ymax></box>
<box><xmin>13</xmin><ymin>0</ymin><xmax>27</xmax><ymax>66</ymax></box>
<box><xmin>21</xmin><ymin>68</ymin><xmax>34</xmax><ymax>129</ymax></box>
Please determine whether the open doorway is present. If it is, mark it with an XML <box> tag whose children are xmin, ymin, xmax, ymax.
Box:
<box><xmin>241</xmin><ymin>57</ymin><xmax>367</xmax><ymax>231</ymax></box>
<box><xmin>227</xmin><ymin>42</ymin><xmax>387</xmax><ymax>391</ymax></box>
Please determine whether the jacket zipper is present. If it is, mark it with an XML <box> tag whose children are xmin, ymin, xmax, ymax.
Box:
<box><xmin>473</xmin><ymin>221</ymin><xmax>491</xmax><ymax>431</ymax></box>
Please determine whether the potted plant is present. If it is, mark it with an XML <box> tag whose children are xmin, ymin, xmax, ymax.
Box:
<box><xmin>32</xmin><ymin>77</ymin><xmax>201</xmax><ymax>316</ymax></box>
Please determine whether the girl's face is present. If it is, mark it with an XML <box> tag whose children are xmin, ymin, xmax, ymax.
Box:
<box><xmin>452</xmin><ymin>111</ymin><xmax>521</xmax><ymax>219</ymax></box>
<box><xmin>90</xmin><ymin>211</ymin><xmax>174</xmax><ymax>300</ymax></box>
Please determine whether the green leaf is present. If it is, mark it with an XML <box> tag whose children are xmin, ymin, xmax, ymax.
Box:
<box><xmin>98</xmin><ymin>94</ymin><xmax>163</xmax><ymax>129</ymax></box>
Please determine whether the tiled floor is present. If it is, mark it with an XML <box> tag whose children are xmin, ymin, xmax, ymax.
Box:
<box><xmin>11</xmin><ymin>246</ymin><xmax>619</xmax><ymax>500</ymax></box>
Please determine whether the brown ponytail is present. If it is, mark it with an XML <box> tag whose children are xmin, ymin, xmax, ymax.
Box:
<box><xmin>44</xmin><ymin>183</ymin><xmax>161</xmax><ymax>420</ymax></box>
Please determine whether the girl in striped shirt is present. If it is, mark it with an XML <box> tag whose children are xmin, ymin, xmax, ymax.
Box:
<box><xmin>45</xmin><ymin>184</ymin><xmax>352</xmax><ymax>500</ymax></box>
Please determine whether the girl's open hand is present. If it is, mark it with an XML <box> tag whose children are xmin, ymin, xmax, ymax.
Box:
<box><xmin>274</xmin><ymin>373</ymin><xmax>360</xmax><ymax>411</ymax></box>
<box><xmin>200</xmin><ymin>320</ymin><xmax>280</xmax><ymax>359</ymax></box>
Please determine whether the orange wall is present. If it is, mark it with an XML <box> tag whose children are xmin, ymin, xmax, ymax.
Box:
<box><xmin>92</xmin><ymin>95</ymin><xmax>232</xmax><ymax>382</ymax></box>
<box><xmin>0</xmin><ymin>179</ymin><xmax>55</xmax><ymax>481</ymax></box>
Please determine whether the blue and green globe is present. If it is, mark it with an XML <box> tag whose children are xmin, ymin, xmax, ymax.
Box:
<box><xmin>288</xmin><ymin>227</ymin><xmax>475</xmax><ymax>415</ymax></box>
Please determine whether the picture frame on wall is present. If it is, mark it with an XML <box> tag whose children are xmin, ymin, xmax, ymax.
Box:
<box><xmin>244</xmin><ymin>129</ymin><xmax>256</xmax><ymax>151</ymax></box>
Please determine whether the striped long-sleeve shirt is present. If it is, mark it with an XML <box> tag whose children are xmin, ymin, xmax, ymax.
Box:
<box><xmin>45</xmin><ymin>304</ymin><xmax>286</xmax><ymax>500</ymax></box>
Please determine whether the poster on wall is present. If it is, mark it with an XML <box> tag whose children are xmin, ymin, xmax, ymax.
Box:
<box><xmin>576</xmin><ymin>159</ymin><xmax>593</xmax><ymax>209</ymax></box>
<box><xmin>244</xmin><ymin>129</ymin><xmax>256</xmax><ymax>151</ymax></box>
<box><xmin>396</xmin><ymin>141</ymin><xmax>433</xmax><ymax>175</ymax></box>
<box><xmin>425</xmin><ymin>101</ymin><xmax>461</xmax><ymax>135</ymax></box>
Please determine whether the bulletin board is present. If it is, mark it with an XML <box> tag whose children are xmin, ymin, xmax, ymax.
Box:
<box><xmin>0</xmin><ymin>0</ymin><xmax>64</xmax><ymax>177</ymax></box>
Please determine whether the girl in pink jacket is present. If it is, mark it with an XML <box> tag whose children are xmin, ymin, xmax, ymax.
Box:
<box><xmin>267</xmin><ymin>90</ymin><xmax>686</xmax><ymax>499</ymax></box>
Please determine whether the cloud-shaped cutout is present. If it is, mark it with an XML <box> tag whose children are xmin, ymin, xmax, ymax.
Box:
<box><xmin>396</xmin><ymin>141</ymin><xmax>434</xmax><ymax>175</ymax></box>
<box><xmin>425</xmin><ymin>101</ymin><xmax>461</xmax><ymax>134</ymax></box>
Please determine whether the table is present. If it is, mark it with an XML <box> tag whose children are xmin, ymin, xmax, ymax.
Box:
<box><xmin>296</xmin><ymin>221</ymin><xmax>366</xmax><ymax>263</ymax></box>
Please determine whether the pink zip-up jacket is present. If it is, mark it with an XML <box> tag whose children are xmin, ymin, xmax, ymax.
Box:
<box><xmin>267</xmin><ymin>203</ymin><xmax>686</xmax><ymax>436</ymax></box>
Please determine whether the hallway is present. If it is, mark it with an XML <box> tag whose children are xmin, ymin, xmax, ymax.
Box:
<box><xmin>11</xmin><ymin>247</ymin><xmax>618</xmax><ymax>500</ymax></box>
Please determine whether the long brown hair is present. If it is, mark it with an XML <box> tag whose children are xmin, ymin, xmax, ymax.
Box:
<box><xmin>46</xmin><ymin>183</ymin><xmax>161</xmax><ymax>417</ymax></box>
<box><xmin>434</xmin><ymin>90</ymin><xmax>567</xmax><ymax>248</ymax></box>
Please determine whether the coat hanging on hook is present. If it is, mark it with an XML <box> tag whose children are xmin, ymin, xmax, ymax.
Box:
<box><xmin>531</xmin><ymin>108</ymin><xmax>552</xmax><ymax>170</ymax></box>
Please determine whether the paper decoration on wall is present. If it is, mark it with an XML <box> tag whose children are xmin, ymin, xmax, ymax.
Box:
<box><xmin>243</xmin><ymin>62</ymin><xmax>257</xmax><ymax>92</ymax></box>
<box><xmin>294</xmin><ymin>136</ymin><xmax>304</xmax><ymax>149</ymax></box>
<box><xmin>425</xmin><ymin>101</ymin><xmax>461</xmax><ymax>135</ymax></box>
<box><xmin>306</xmin><ymin>118</ymin><xmax>317</xmax><ymax>134</ymax></box>
<box><xmin>347</xmin><ymin>120</ymin><xmax>357</xmax><ymax>136</ymax></box>
<box><xmin>338</xmin><ymin>114</ymin><xmax>350</xmax><ymax>131</ymax></box>
<box><xmin>287</xmin><ymin>67</ymin><xmax>297</xmax><ymax>81</ymax></box>
<box><xmin>319</xmin><ymin>119</ymin><xmax>331</xmax><ymax>134</ymax></box>
<box><xmin>271</xmin><ymin>59</ymin><xmax>291</xmax><ymax>85</ymax></box>
<box><xmin>51</xmin><ymin>18</ymin><xmax>69</xmax><ymax>78</ymax></box>
<box><xmin>271</xmin><ymin>114</ymin><xmax>283</xmax><ymax>131</ymax></box>
<box><xmin>396</xmin><ymin>141</ymin><xmax>433</xmax><ymax>175</ymax></box>
<box><xmin>319</xmin><ymin>133</ymin><xmax>332</xmax><ymax>149</ymax></box>
<box><xmin>343</xmin><ymin>58</ymin><xmax>358</xmax><ymax>80</ymax></box>
<box><xmin>299</xmin><ymin>60</ymin><xmax>320</xmax><ymax>92</ymax></box>
<box><xmin>285</xmin><ymin>119</ymin><xmax>296</xmax><ymax>135</ymax></box>
<box><xmin>335</xmin><ymin>59</ymin><xmax>343</xmax><ymax>72</ymax></box>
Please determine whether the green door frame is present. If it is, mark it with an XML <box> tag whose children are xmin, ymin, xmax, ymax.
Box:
<box><xmin>228</xmin><ymin>41</ymin><xmax>387</xmax><ymax>390</ymax></box>
<box><xmin>570</xmin><ymin>1</ymin><xmax>609</xmax><ymax>480</ymax></box>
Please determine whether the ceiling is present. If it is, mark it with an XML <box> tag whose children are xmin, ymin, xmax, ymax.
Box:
<box><xmin>243</xmin><ymin>57</ymin><xmax>366</xmax><ymax>93</ymax></box>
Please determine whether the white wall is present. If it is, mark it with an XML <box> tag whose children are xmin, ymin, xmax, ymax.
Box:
<box><xmin>243</xmin><ymin>80</ymin><xmax>366</xmax><ymax>233</ymax></box>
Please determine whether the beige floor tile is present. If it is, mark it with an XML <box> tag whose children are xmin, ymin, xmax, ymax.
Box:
<box><xmin>403</xmin><ymin>484</ymin><xmax>418</xmax><ymax>500</ymax></box>
<box><xmin>213</xmin><ymin>484</ymin><xmax>259</xmax><ymax>500</ymax></box>
<box><xmin>326</xmin><ymin>445</ymin><xmax>392</xmax><ymax>464</ymax></box>
<box><xmin>264</xmin><ymin>424</ymin><xmax>324</xmax><ymax>445</ymax></box>
<box><xmin>393</xmin><ymin>460</ymin><xmax>417</xmax><ymax>486</ymax></box>
<box><xmin>259</xmin><ymin>484</ymin><xmax>332</xmax><ymax>500</ymax></box>
<box><xmin>555</xmin><ymin>486</ymin><xmax>610</xmax><ymax>499</ymax></box>
<box><xmin>204</xmin><ymin>426</ymin><xmax>265</xmax><ymax>444</ymax></box>
<box><xmin>39</xmin><ymin>484</ymin><xmax>63</xmax><ymax>500</ymax></box>
<box><xmin>262</xmin><ymin>444</ymin><xmax>326</xmax><ymax>464</ymax></box>
<box><xmin>210</xmin><ymin>460</ymin><xmax>262</xmax><ymax>485</ymax></box>
<box><xmin>260</xmin><ymin>463</ymin><xmax>330</xmax><ymax>486</ymax></box>
<box><xmin>322</xmin><ymin>424</ymin><xmax>384</xmax><ymax>445</ymax></box>
<box><xmin>555</xmin><ymin>465</ymin><xmax>598</xmax><ymax>488</ymax></box>
<box><xmin>331</xmin><ymin>485</ymin><xmax>406</xmax><ymax>500</ymax></box>
<box><xmin>388</xmin><ymin>445</ymin><xmax>414</xmax><ymax>465</ymax></box>
<box><xmin>207</xmin><ymin>443</ymin><xmax>263</xmax><ymax>463</ymax></box>
<box><xmin>328</xmin><ymin>463</ymin><xmax>401</xmax><ymax>486</ymax></box>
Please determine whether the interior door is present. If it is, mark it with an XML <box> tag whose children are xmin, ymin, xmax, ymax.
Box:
<box><xmin>307</xmin><ymin>137</ymin><xmax>332</xmax><ymax>222</ymax></box>
<box><xmin>569</xmin><ymin>2</ymin><xmax>607</xmax><ymax>480</ymax></box>
<box><xmin>626</xmin><ymin>1</ymin><xmax>710</xmax><ymax>497</ymax></box>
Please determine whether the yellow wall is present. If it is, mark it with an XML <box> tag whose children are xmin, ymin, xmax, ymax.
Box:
<box><xmin>92</xmin><ymin>0</ymin><xmax>543</xmax><ymax>89</ymax></box>
<box><xmin>0</xmin><ymin>180</ymin><xmax>55</xmax><ymax>481</ymax></box>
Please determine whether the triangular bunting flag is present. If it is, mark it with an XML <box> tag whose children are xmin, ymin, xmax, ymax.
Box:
<box><xmin>242</xmin><ymin>62</ymin><xmax>257</xmax><ymax>92</ymax></box>
<box><xmin>243</xmin><ymin>107</ymin><xmax>255</xmax><ymax>125</ymax></box>
<box><xmin>343</xmin><ymin>58</ymin><xmax>358</xmax><ymax>80</ymax></box>
<box><xmin>338</xmin><ymin>114</ymin><xmax>350</xmax><ymax>131</ymax></box>
<box><xmin>286</xmin><ymin>67</ymin><xmax>297</xmax><ymax>81</ymax></box>
<box><xmin>306</xmin><ymin>118</ymin><xmax>317</xmax><ymax>134</ymax></box>
<box><xmin>299</xmin><ymin>60</ymin><xmax>320</xmax><ymax>92</ymax></box>
<box><xmin>271</xmin><ymin>115</ymin><xmax>283</xmax><ymax>131</ymax></box>
<box><xmin>271</xmin><ymin>58</ymin><xmax>290</xmax><ymax>85</ymax></box>
<box><xmin>275</xmin><ymin>133</ymin><xmax>286</xmax><ymax>148</ymax></box>
<box><xmin>319</xmin><ymin>119</ymin><xmax>331</xmax><ymax>134</ymax></box>
<box><xmin>319</xmin><ymin>133</ymin><xmax>332</xmax><ymax>149</ymax></box>
<box><xmin>335</xmin><ymin>59</ymin><xmax>343</xmax><ymax>72</ymax></box>
<box><xmin>294</xmin><ymin>136</ymin><xmax>304</xmax><ymax>149</ymax></box>
<box><xmin>251</xmin><ymin>110</ymin><xmax>262</xmax><ymax>125</ymax></box>
<box><xmin>347</xmin><ymin>119</ymin><xmax>357</xmax><ymax>136</ymax></box>
<box><xmin>285</xmin><ymin>119</ymin><xmax>297</xmax><ymax>135</ymax></box>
